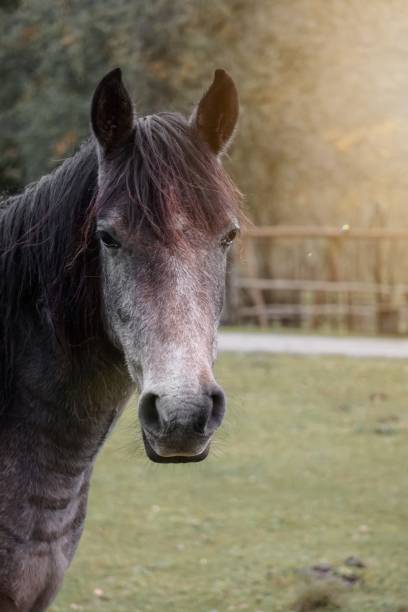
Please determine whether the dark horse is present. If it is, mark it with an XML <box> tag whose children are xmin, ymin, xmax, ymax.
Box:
<box><xmin>0</xmin><ymin>68</ymin><xmax>240</xmax><ymax>610</ymax></box>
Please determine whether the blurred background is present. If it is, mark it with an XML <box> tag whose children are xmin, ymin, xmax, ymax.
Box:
<box><xmin>3</xmin><ymin>0</ymin><xmax>408</xmax><ymax>334</ymax></box>
<box><xmin>2</xmin><ymin>2</ymin><xmax>408</xmax><ymax>612</ymax></box>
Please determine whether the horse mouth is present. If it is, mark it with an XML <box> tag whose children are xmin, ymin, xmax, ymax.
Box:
<box><xmin>142</xmin><ymin>430</ymin><xmax>210</xmax><ymax>464</ymax></box>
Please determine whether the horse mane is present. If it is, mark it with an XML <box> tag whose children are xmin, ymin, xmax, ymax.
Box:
<box><xmin>0</xmin><ymin>112</ymin><xmax>241</xmax><ymax>406</ymax></box>
<box><xmin>0</xmin><ymin>141</ymin><xmax>100</xmax><ymax>406</ymax></box>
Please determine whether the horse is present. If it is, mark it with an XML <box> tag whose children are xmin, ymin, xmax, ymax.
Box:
<box><xmin>0</xmin><ymin>67</ymin><xmax>240</xmax><ymax>611</ymax></box>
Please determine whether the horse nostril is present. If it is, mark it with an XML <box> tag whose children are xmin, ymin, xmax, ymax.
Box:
<box><xmin>206</xmin><ymin>387</ymin><xmax>226</xmax><ymax>435</ymax></box>
<box><xmin>138</xmin><ymin>392</ymin><xmax>161</xmax><ymax>435</ymax></box>
<box><xmin>139</xmin><ymin>387</ymin><xmax>226</xmax><ymax>438</ymax></box>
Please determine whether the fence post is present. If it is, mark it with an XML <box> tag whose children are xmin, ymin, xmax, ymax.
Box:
<box><xmin>245</xmin><ymin>237</ymin><xmax>268</xmax><ymax>328</ymax></box>
<box><xmin>327</xmin><ymin>235</ymin><xmax>342</xmax><ymax>328</ymax></box>
<box><xmin>223</xmin><ymin>248</ymin><xmax>240</xmax><ymax>325</ymax></box>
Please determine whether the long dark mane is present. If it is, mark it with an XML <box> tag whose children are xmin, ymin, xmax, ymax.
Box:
<box><xmin>0</xmin><ymin>112</ymin><xmax>240</xmax><ymax>406</ymax></box>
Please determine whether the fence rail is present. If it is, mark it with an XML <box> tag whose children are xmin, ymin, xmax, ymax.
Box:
<box><xmin>235</xmin><ymin>278</ymin><xmax>408</xmax><ymax>294</ymax></box>
<box><xmin>244</xmin><ymin>225</ymin><xmax>408</xmax><ymax>239</ymax></box>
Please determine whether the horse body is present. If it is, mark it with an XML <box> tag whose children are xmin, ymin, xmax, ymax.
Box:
<box><xmin>0</xmin><ymin>68</ymin><xmax>240</xmax><ymax>610</ymax></box>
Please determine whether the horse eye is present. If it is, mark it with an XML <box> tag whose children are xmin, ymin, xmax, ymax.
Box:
<box><xmin>221</xmin><ymin>228</ymin><xmax>239</xmax><ymax>248</ymax></box>
<box><xmin>97</xmin><ymin>230</ymin><xmax>121</xmax><ymax>249</ymax></box>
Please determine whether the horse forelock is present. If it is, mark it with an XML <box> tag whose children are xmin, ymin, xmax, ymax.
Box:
<box><xmin>94</xmin><ymin>112</ymin><xmax>242</xmax><ymax>246</ymax></box>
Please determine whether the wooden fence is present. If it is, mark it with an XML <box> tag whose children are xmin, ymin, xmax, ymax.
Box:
<box><xmin>227</xmin><ymin>225</ymin><xmax>408</xmax><ymax>334</ymax></box>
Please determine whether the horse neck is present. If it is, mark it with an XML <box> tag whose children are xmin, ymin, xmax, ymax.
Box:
<box><xmin>4</xmin><ymin>291</ymin><xmax>134</xmax><ymax>482</ymax></box>
<box><xmin>10</xmin><ymin>319</ymin><xmax>133</xmax><ymax>457</ymax></box>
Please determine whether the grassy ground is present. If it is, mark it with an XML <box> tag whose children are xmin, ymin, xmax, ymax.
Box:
<box><xmin>51</xmin><ymin>353</ymin><xmax>408</xmax><ymax>612</ymax></box>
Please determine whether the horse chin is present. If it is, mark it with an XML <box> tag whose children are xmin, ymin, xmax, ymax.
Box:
<box><xmin>141</xmin><ymin>430</ymin><xmax>210</xmax><ymax>464</ymax></box>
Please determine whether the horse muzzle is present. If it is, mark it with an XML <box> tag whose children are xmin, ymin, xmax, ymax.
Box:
<box><xmin>138</xmin><ymin>386</ymin><xmax>225</xmax><ymax>463</ymax></box>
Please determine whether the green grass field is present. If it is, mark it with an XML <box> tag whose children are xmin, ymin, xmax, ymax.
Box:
<box><xmin>51</xmin><ymin>353</ymin><xmax>408</xmax><ymax>612</ymax></box>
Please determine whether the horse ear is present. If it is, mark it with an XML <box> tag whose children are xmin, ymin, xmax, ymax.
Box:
<box><xmin>91</xmin><ymin>68</ymin><xmax>133</xmax><ymax>155</ymax></box>
<box><xmin>190</xmin><ymin>69</ymin><xmax>239</xmax><ymax>156</ymax></box>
